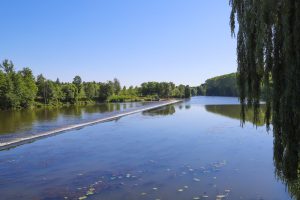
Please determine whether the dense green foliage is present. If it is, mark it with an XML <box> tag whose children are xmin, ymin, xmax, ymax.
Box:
<box><xmin>189</xmin><ymin>73</ymin><xmax>239</xmax><ymax>97</ymax></box>
<box><xmin>190</xmin><ymin>85</ymin><xmax>205</xmax><ymax>96</ymax></box>
<box><xmin>0</xmin><ymin>60</ymin><xmax>192</xmax><ymax>110</ymax></box>
<box><xmin>203</xmin><ymin>73</ymin><xmax>238</xmax><ymax>96</ymax></box>
<box><xmin>0</xmin><ymin>60</ymin><xmax>38</xmax><ymax>109</ymax></box>
<box><xmin>230</xmin><ymin>0</ymin><xmax>300</xmax><ymax>128</ymax></box>
<box><xmin>230</xmin><ymin>0</ymin><xmax>300</xmax><ymax>198</ymax></box>
<box><xmin>140</xmin><ymin>82</ymin><xmax>191</xmax><ymax>99</ymax></box>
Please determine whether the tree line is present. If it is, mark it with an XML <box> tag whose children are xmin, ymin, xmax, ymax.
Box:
<box><xmin>202</xmin><ymin>73</ymin><xmax>238</xmax><ymax>97</ymax></box>
<box><xmin>0</xmin><ymin>59</ymin><xmax>248</xmax><ymax>111</ymax></box>
<box><xmin>193</xmin><ymin>73</ymin><xmax>270</xmax><ymax>98</ymax></box>
<box><xmin>0</xmin><ymin>60</ymin><xmax>192</xmax><ymax>110</ymax></box>
<box><xmin>189</xmin><ymin>73</ymin><xmax>238</xmax><ymax>97</ymax></box>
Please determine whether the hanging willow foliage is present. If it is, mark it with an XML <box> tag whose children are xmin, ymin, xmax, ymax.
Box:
<box><xmin>229</xmin><ymin>0</ymin><xmax>300</xmax><ymax>134</ymax></box>
<box><xmin>230</xmin><ymin>0</ymin><xmax>300</xmax><ymax>197</ymax></box>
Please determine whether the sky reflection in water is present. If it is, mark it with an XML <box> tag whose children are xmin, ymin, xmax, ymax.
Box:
<box><xmin>0</xmin><ymin>97</ymin><xmax>294</xmax><ymax>200</ymax></box>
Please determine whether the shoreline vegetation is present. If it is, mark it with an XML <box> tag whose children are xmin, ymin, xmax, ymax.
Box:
<box><xmin>0</xmin><ymin>59</ymin><xmax>240</xmax><ymax>111</ymax></box>
<box><xmin>0</xmin><ymin>59</ymin><xmax>193</xmax><ymax>110</ymax></box>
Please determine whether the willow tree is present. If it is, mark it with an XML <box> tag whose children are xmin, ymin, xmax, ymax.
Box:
<box><xmin>230</xmin><ymin>0</ymin><xmax>300</xmax><ymax>133</ymax></box>
<box><xmin>230</xmin><ymin>0</ymin><xmax>300</xmax><ymax>197</ymax></box>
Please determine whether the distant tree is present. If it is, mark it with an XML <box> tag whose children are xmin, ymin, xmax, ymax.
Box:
<box><xmin>184</xmin><ymin>85</ymin><xmax>191</xmax><ymax>98</ymax></box>
<box><xmin>0</xmin><ymin>70</ymin><xmax>6</xmax><ymax>107</ymax></box>
<box><xmin>113</xmin><ymin>78</ymin><xmax>121</xmax><ymax>95</ymax></box>
<box><xmin>127</xmin><ymin>86</ymin><xmax>135</xmax><ymax>96</ymax></box>
<box><xmin>61</xmin><ymin>84</ymin><xmax>77</xmax><ymax>103</ymax></box>
<box><xmin>19</xmin><ymin>67</ymin><xmax>37</xmax><ymax>107</ymax></box>
<box><xmin>84</xmin><ymin>82</ymin><xmax>98</xmax><ymax>100</ymax></box>
<box><xmin>0</xmin><ymin>63</ymin><xmax>10</xmax><ymax>109</ymax></box>
<box><xmin>45</xmin><ymin>80</ymin><xmax>63</xmax><ymax>105</ymax></box>
<box><xmin>0</xmin><ymin>59</ymin><xmax>14</xmax><ymax>74</ymax></box>
<box><xmin>177</xmin><ymin>85</ymin><xmax>185</xmax><ymax>98</ymax></box>
<box><xmin>158</xmin><ymin>82</ymin><xmax>173</xmax><ymax>98</ymax></box>
<box><xmin>98</xmin><ymin>82</ymin><xmax>114</xmax><ymax>101</ymax></box>
<box><xmin>172</xmin><ymin>87</ymin><xmax>181</xmax><ymax>98</ymax></box>
<box><xmin>191</xmin><ymin>87</ymin><xmax>197</xmax><ymax>96</ymax></box>
<box><xmin>36</xmin><ymin>74</ymin><xmax>47</xmax><ymax>104</ymax></box>
<box><xmin>73</xmin><ymin>75</ymin><xmax>82</xmax><ymax>91</ymax></box>
<box><xmin>0</xmin><ymin>60</ymin><xmax>23</xmax><ymax>108</ymax></box>
<box><xmin>120</xmin><ymin>86</ymin><xmax>127</xmax><ymax>95</ymax></box>
<box><xmin>196</xmin><ymin>85</ymin><xmax>205</xmax><ymax>96</ymax></box>
<box><xmin>9</xmin><ymin>72</ymin><xmax>24</xmax><ymax>108</ymax></box>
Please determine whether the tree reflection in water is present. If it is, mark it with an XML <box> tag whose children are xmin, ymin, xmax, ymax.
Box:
<box><xmin>142</xmin><ymin>105</ymin><xmax>176</xmax><ymax>116</ymax></box>
<box><xmin>205</xmin><ymin>104</ymin><xmax>300</xmax><ymax>199</ymax></box>
<box><xmin>274</xmin><ymin>129</ymin><xmax>300</xmax><ymax>199</ymax></box>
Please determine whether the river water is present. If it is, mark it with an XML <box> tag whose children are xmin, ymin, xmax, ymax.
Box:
<box><xmin>0</xmin><ymin>97</ymin><xmax>295</xmax><ymax>200</ymax></box>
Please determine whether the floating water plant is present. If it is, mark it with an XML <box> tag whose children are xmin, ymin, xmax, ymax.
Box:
<box><xmin>78</xmin><ymin>196</ymin><xmax>87</xmax><ymax>200</ymax></box>
<box><xmin>83</xmin><ymin>186</ymin><xmax>95</xmax><ymax>196</ymax></box>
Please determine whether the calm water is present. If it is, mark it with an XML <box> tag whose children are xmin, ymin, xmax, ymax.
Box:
<box><xmin>0</xmin><ymin>102</ymin><xmax>153</xmax><ymax>143</ymax></box>
<box><xmin>0</xmin><ymin>97</ymin><xmax>295</xmax><ymax>200</ymax></box>
<box><xmin>0</xmin><ymin>102</ymin><xmax>152</xmax><ymax>136</ymax></box>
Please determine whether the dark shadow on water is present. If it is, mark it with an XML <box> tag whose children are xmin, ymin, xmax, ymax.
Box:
<box><xmin>205</xmin><ymin>104</ymin><xmax>266</xmax><ymax>126</ymax></box>
<box><xmin>205</xmin><ymin>104</ymin><xmax>300</xmax><ymax>199</ymax></box>
<box><xmin>274</xmin><ymin>128</ymin><xmax>300</xmax><ymax>199</ymax></box>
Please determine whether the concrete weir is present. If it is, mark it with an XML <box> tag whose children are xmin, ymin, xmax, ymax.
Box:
<box><xmin>0</xmin><ymin>100</ymin><xmax>182</xmax><ymax>150</ymax></box>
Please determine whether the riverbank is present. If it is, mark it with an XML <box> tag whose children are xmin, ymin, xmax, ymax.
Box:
<box><xmin>0</xmin><ymin>99</ymin><xmax>182</xmax><ymax>150</ymax></box>
<box><xmin>33</xmin><ymin>95</ymin><xmax>162</xmax><ymax>109</ymax></box>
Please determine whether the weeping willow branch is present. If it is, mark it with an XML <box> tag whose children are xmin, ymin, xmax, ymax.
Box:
<box><xmin>230</xmin><ymin>0</ymin><xmax>300</xmax><ymax>132</ymax></box>
<box><xmin>230</xmin><ymin>0</ymin><xmax>300</xmax><ymax>198</ymax></box>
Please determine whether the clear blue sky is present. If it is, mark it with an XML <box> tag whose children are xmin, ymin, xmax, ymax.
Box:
<box><xmin>1</xmin><ymin>0</ymin><xmax>236</xmax><ymax>87</ymax></box>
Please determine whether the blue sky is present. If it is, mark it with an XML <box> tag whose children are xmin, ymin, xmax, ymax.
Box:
<box><xmin>1</xmin><ymin>0</ymin><xmax>236</xmax><ymax>86</ymax></box>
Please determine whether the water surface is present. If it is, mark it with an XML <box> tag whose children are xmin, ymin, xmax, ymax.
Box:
<box><xmin>0</xmin><ymin>102</ymin><xmax>153</xmax><ymax>144</ymax></box>
<box><xmin>0</xmin><ymin>97</ymin><xmax>295</xmax><ymax>200</ymax></box>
